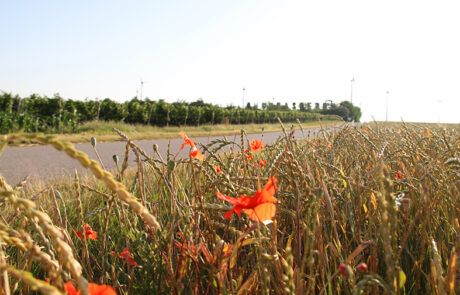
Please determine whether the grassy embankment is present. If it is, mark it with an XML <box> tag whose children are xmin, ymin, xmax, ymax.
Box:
<box><xmin>11</xmin><ymin>119</ymin><xmax>342</xmax><ymax>145</ymax></box>
<box><xmin>0</xmin><ymin>122</ymin><xmax>459</xmax><ymax>294</ymax></box>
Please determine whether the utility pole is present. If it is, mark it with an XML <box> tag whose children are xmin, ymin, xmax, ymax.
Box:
<box><xmin>242</xmin><ymin>87</ymin><xmax>246</xmax><ymax>109</ymax></box>
<box><xmin>350</xmin><ymin>77</ymin><xmax>355</xmax><ymax>104</ymax></box>
<box><xmin>140</xmin><ymin>79</ymin><xmax>144</xmax><ymax>100</ymax></box>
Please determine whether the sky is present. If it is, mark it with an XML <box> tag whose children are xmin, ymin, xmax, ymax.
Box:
<box><xmin>1</xmin><ymin>0</ymin><xmax>459</xmax><ymax>123</ymax></box>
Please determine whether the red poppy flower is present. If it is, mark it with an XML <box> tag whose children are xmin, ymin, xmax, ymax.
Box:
<box><xmin>117</xmin><ymin>246</ymin><xmax>138</xmax><ymax>267</ymax></box>
<box><xmin>190</xmin><ymin>146</ymin><xmax>204</xmax><ymax>161</ymax></box>
<box><xmin>397</xmin><ymin>171</ymin><xmax>402</xmax><ymax>180</ymax></box>
<box><xmin>213</xmin><ymin>166</ymin><xmax>222</xmax><ymax>173</ymax></box>
<box><xmin>256</xmin><ymin>160</ymin><xmax>267</xmax><ymax>167</ymax></box>
<box><xmin>216</xmin><ymin>177</ymin><xmax>278</xmax><ymax>222</ymax></box>
<box><xmin>75</xmin><ymin>223</ymin><xmax>98</xmax><ymax>240</ymax></box>
<box><xmin>180</xmin><ymin>132</ymin><xmax>204</xmax><ymax>161</ymax></box>
<box><xmin>65</xmin><ymin>281</ymin><xmax>116</xmax><ymax>295</ymax></box>
<box><xmin>249</xmin><ymin>139</ymin><xmax>264</xmax><ymax>152</ymax></box>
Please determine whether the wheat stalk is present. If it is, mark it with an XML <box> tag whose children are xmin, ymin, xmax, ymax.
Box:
<box><xmin>2</xmin><ymin>134</ymin><xmax>161</xmax><ymax>231</ymax></box>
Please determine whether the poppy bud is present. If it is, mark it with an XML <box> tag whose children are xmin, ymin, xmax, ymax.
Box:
<box><xmin>357</xmin><ymin>263</ymin><xmax>368</xmax><ymax>273</ymax></box>
<box><xmin>339</xmin><ymin>263</ymin><xmax>353</xmax><ymax>277</ymax></box>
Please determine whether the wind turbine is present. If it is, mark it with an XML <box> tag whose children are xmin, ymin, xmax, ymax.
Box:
<box><xmin>139</xmin><ymin>77</ymin><xmax>145</xmax><ymax>100</ymax></box>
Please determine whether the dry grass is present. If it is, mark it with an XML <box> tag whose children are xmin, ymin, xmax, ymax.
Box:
<box><xmin>0</xmin><ymin>121</ymin><xmax>459</xmax><ymax>294</ymax></box>
<box><xmin>370</xmin><ymin>121</ymin><xmax>460</xmax><ymax>130</ymax></box>
<box><xmin>21</xmin><ymin>120</ymin><xmax>341</xmax><ymax>145</ymax></box>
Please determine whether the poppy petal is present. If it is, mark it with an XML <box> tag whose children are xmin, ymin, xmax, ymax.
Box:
<box><xmin>243</xmin><ymin>209</ymin><xmax>255</xmax><ymax>220</ymax></box>
<box><xmin>244</xmin><ymin>203</ymin><xmax>276</xmax><ymax>222</ymax></box>
<box><xmin>233</xmin><ymin>206</ymin><xmax>243</xmax><ymax>217</ymax></box>
<box><xmin>125</xmin><ymin>257</ymin><xmax>139</xmax><ymax>267</ymax></box>
<box><xmin>75</xmin><ymin>231</ymin><xmax>84</xmax><ymax>240</ymax></box>
<box><xmin>180</xmin><ymin>132</ymin><xmax>195</xmax><ymax>148</ymax></box>
<box><xmin>224</xmin><ymin>210</ymin><xmax>234</xmax><ymax>219</ymax></box>
<box><xmin>64</xmin><ymin>282</ymin><xmax>78</xmax><ymax>295</ymax></box>
<box><xmin>190</xmin><ymin>147</ymin><xmax>204</xmax><ymax>161</ymax></box>
<box><xmin>88</xmin><ymin>283</ymin><xmax>117</xmax><ymax>295</ymax></box>
<box><xmin>179</xmin><ymin>131</ymin><xmax>187</xmax><ymax>141</ymax></box>
<box><xmin>216</xmin><ymin>192</ymin><xmax>241</xmax><ymax>205</ymax></box>
<box><xmin>118</xmin><ymin>246</ymin><xmax>130</xmax><ymax>259</ymax></box>
<box><xmin>86</xmin><ymin>232</ymin><xmax>98</xmax><ymax>240</ymax></box>
<box><xmin>262</xmin><ymin>177</ymin><xmax>278</xmax><ymax>196</ymax></box>
<box><xmin>260</xmin><ymin>190</ymin><xmax>277</xmax><ymax>204</ymax></box>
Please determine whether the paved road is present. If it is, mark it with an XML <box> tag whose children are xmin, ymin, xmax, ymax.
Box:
<box><xmin>0</xmin><ymin>125</ymin><xmax>342</xmax><ymax>185</ymax></box>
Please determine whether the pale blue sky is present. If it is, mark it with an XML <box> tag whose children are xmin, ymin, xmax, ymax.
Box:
<box><xmin>1</xmin><ymin>0</ymin><xmax>459</xmax><ymax>123</ymax></box>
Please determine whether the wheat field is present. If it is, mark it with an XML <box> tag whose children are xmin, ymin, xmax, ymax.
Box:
<box><xmin>0</xmin><ymin>121</ymin><xmax>459</xmax><ymax>294</ymax></box>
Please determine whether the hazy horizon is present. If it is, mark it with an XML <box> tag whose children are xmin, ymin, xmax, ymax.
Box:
<box><xmin>1</xmin><ymin>1</ymin><xmax>459</xmax><ymax>123</ymax></box>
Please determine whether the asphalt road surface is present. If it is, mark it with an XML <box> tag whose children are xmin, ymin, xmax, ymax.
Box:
<box><xmin>0</xmin><ymin>125</ymin><xmax>342</xmax><ymax>185</ymax></box>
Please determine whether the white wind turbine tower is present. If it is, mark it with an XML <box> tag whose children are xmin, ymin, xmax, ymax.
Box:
<box><xmin>139</xmin><ymin>77</ymin><xmax>145</xmax><ymax>100</ymax></box>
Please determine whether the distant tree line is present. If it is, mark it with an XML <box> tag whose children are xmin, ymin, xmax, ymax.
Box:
<box><xmin>0</xmin><ymin>92</ymin><xmax>360</xmax><ymax>134</ymax></box>
<box><xmin>245</xmin><ymin>100</ymin><xmax>361</xmax><ymax>122</ymax></box>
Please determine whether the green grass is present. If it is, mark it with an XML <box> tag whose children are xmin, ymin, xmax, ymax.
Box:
<box><xmin>0</xmin><ymin>122</ymin><xmax>458</xmax><ymax>294</ymax></box>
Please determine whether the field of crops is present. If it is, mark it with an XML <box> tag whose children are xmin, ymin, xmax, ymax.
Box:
<box><xmin>0</xmin><ymin>122</ymin><xmax>459</xmax><ymax>294</ymax></box>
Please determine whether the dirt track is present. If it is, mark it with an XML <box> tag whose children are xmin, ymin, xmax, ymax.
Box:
<box><xmin>0</xmin><ymin>126</ymin><xmax>341</xmax><ymax>185</ymax></box>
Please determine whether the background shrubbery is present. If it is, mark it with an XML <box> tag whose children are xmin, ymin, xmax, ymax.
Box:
<box><xmin>0</xmin><ymin>92</ymin><xmax>358</xmax><ymax>134</ymax></box>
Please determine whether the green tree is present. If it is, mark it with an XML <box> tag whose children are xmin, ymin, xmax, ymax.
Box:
<box><xmin>339</xmin><ymin>101</ymin><xmax>362</xmax><ymax>122</ymax></box>
<box><xmin>299</xmin><ymin>102</ymin><xmax>306</xmax><ymax>112</ymax></box>
<box><xmin>126</xmin><ymin>98</ymin><xmax>147</xmax><ymax>124</ymax></box>
<box><xmin>314</xmin><ymin>103</ymin><xmax>320</xmax><ymax>111</ymax></box>
<box><xmin>100</xmin><ymin>99</ymin><xmax>123</xmax><ymax>121</ymax></box>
